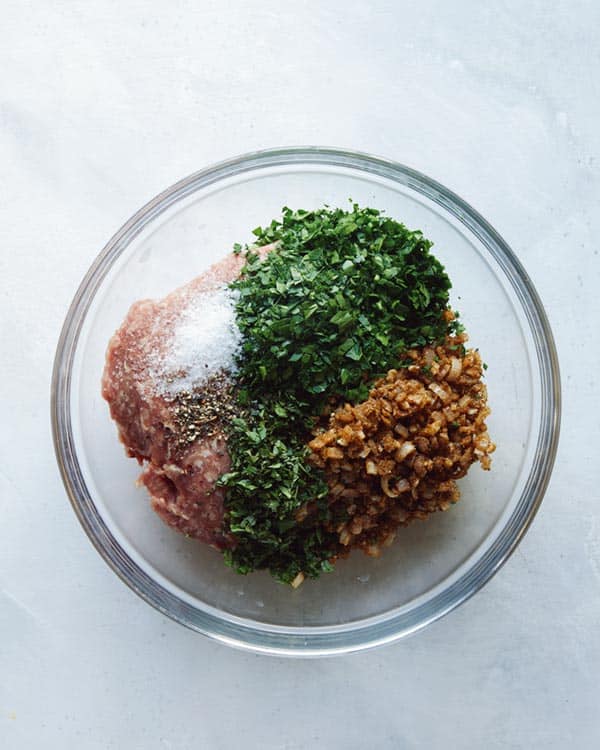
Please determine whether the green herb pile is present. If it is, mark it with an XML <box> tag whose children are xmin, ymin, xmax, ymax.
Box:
<box><xmin>221</xmin><ymin>402</ymin><xmax>338</xmax><ymax>584</ymax></box>
<box><xmin>219</xmin><ymin>204</ymin><xmax>459</xmax><ymax>584</ymax></box>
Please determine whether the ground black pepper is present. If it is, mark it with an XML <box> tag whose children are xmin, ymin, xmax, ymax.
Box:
<box><xmin>172</xmin><ymin>371</ymin><xmax>238</xmax><ymax>449</ymax></box>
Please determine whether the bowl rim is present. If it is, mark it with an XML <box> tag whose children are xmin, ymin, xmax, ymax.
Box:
<box><xmin>51</xmin><ymin>146</ymin><xmax>561</xmax><ymax>656</ymax></box>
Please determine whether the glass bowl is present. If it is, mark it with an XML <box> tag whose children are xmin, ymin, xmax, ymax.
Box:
<box><xmin>52</xmin><ymin>147</ymin><xmax>560</xmax><ymax>656</ymax></box>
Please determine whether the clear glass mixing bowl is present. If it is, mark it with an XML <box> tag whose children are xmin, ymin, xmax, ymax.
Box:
<box><xmin>52</xmin><ymin>148</ymin><xmax>560</xmax><ymax>656</ymax></box>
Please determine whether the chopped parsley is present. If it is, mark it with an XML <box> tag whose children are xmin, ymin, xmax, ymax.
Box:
<box><xmin>220</xmin><ymin>204</ymin><xmax>458</xmax><ymax>583</ymax></box>
<box><xmin>219</xmin><ymin>402</ymin><xmax>337</xmax><ymax>584</ymax></box>
<box><xmin>233</xmin><ymin>204</ymin><xmax>458</xmax><ymax>406</ymax></box>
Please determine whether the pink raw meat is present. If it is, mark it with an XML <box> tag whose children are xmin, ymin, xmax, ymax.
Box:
<box><xmin>102</xmin><ymin>249</ymin><xmax>266</xmax><ymax>549</ymax></box>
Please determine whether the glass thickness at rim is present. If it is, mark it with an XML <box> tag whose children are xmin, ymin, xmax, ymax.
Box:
<box><xmin>52</xmin><ymin>147</ymin><xmax>561</xmax><ymax>656</ymax></box>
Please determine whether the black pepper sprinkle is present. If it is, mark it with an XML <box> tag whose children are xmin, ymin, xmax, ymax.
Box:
<box><xmin>171</xmin><ymin>370</ymin><xmax>239</xmax><ymax>449</ymax></box>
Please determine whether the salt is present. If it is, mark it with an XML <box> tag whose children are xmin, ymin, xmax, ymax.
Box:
<box><xmin>152</xmin><ymin>285</ymin><xmax>242</xmax><ymax>396</ymax></box>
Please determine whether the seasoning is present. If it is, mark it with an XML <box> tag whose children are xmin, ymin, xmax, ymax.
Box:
<box><xmin>152</xmin><ymin>285</ymin><xmax>242</xmax><ymax>397</ymax></box>
<box><xmin>172</xmin><ymin>371</ymin><xmax>238</xmax><ymax>449</ymax></box>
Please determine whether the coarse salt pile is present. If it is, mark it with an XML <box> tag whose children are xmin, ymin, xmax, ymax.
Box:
<box><xmin>152</xmin><ymin>286</ymin><xmax>242</xmax><ymax>396</ymax></box>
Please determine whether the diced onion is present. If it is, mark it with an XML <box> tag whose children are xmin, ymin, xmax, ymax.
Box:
<box><xmin>396</xmin><ymin>441</ymin><xmax>416</xmax><ymax>461</ymax></box>
<box><xmin>447</xmin><ymin>357</ymin><xmax>463</xmax><ymax>381</ymax></box>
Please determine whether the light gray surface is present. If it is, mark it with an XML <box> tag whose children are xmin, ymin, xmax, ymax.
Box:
<box><xmin>1</xmin><ymin>1</ymin><xmax>598</xmax><ymax>747</ymax></box>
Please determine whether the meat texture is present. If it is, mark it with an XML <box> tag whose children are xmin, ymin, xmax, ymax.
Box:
<box><xmin>102</xmin><ymin>252</ymin><xmax>248</xmax><ymax>549</ymax></box>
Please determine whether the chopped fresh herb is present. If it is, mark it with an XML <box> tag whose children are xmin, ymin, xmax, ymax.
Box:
<box><xmin>218</xmin><ymin>400</ymin><xmax>338</xmax><ymax>584</ymax></box>
<box><xmin>232</xmin><ymin>204</ymin><xmax>458</xmax><ymax>406</ymax></box>
<box><xmin>221</xmin><ymin>204</ymin><xmax>459</xmax><ymax>583</ymax></box>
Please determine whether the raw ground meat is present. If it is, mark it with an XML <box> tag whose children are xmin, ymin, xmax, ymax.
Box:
<box><xmin>102</xmin><ymin>251</ymin><xmax>249</xmax><ymax>549</ymax></box>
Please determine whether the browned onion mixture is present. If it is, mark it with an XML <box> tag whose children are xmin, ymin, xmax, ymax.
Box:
<box><xmin>308</xmin><ymin>332</ymin><xmax>495</xmax><ymax>559</ymax></box>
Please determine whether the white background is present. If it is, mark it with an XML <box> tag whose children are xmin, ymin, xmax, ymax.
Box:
<box><xmin>1</xmin><ymin>2</ymin><xmax>599</xmax><ymax>748</ymax></box>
